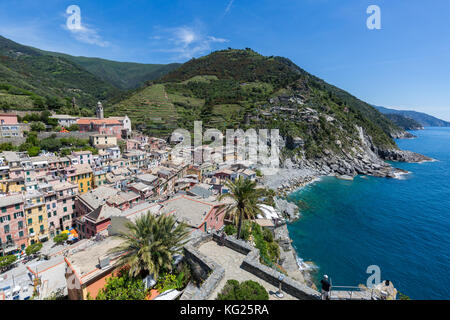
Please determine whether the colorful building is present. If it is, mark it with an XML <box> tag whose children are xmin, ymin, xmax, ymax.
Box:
<box><xmin>0</xmin><ymin>194</ymin><xmax>27</xmax><ymax>255</ymax></box>
<box><xmin>64</xmin><ymin>164</ymin><xmax>94</xmax><ymax>194</ymax></box>
<box><xmin>24</xmin><ymin>190</ymin><xmax>49</xmax><ymax>244</ymax></box>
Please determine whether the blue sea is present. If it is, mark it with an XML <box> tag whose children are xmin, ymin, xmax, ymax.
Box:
<box><xmin>287</xmin><ymin>127</ymin><xmax>450</xmax><ymax>300</ymax></box>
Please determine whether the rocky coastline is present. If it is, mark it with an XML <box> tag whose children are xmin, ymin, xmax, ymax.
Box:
<box><xmin>260</xmin><ymin>140</ymin><xmax>434</xmax><ymax>293</ymax></box>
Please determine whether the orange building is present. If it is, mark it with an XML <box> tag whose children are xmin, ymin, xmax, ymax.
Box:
<box><xmin>64</xmin><ymin>237</ymin><xmax>124</xmax><ymax>300</ymax></box>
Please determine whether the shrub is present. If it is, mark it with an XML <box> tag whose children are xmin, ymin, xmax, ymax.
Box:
<box><xmin>96</xmin><ymin>268</ymin><xmax>147</xmax><ymax>300</ymax></box>
<box><xmin>240</xmin><ymin>221</ymin><xmax>252</xmax><ymax>241</ymax></box>
<box><xmin>217</xmin><ymin>279</ymin><xmax>269</xmax><ymax>300</ymax></box>
<box><xmin>267</xmin><ymin>241</ymin><xmax>280</xmax><ymax>262</ymax></box>
<box><xmin>53</xmin><ymin>233</ymin><xmax>68</xmax><ymax>245</ymax></box>
<box><xmin>0</xmin><ymin>255</ymin><xmax>17</xmax><ymax>269</ymax></box>
<box><xmin>25</xmin><ymin>243</ymin><xmax>42</xmax><ymax>256</ymax></box>
<box><xmin>251</xmin><ymin>222</ymin><xmax>280</xmax><ymax>265</ymax></box>
<box><xmin>263</xmin><ymin>228</ymin><xmax>273</xmax><ymax>243</ymax></box>
<box><xmin>155</xmin><ymin>273</ymin><xmax>186</xmax><ymax>293</ymax></box>
<box><xmin>224</xmin><ymin>224</ymin><xmax>237</xmax><ymax>235</ymax></box>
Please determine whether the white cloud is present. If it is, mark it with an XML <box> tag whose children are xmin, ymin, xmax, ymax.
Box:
<box><xmin>62</xmin><ymin>8</ymin><xmax>109</xmax><ymax>47</ymax></box>
<box><xmin>224</xmin><ymin>0</ymin><xmax>235</xmax><ymax>15</ymax></box>
<box><xmin>150</xmin><ymin>25</ymin><xmax>229</xmax><ymax>60</ymax></box>
<box><xmin>64</xmin><ymin>24</ymin><xmax>110</xmax><ymax>47</ymax></box>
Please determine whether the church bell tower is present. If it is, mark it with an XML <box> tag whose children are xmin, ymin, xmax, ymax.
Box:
<box><xmin>96</xmin><ymin>101</ymin><xmax>104</xmax><ymax>119</ymax></box>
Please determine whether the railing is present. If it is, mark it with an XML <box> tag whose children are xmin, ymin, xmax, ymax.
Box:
<box><xmin>329</xmin><ymin>285</ymin><xmax>375</xmax><ymax>300</ymax></box>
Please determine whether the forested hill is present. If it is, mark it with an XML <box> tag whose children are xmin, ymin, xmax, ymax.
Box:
<box><xmin>375</xmin><ymin>105</ymin><xmax>450</xmax><ymax>127</ymax></box>
<box><xmin>383</xmin><ymin>114</ymin><xmax>424</xmax><ymax>131</ymax></box>
<box><xmin>0</xmin><ymin>35</ymin><xmax>116</xmax><ymax>114</ymax></box>
<box><xmin>0</xmin><ymin>35</ymin><xmax>179</xmax><ymax>114</ymax></box>
<box><xmin>43</xmin><ymin>53</ymin><xmax>181</xmax><ymax>90</ymax></box>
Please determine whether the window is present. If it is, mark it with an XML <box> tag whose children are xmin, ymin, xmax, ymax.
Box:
<box><xmin>19</xmin><ymin>231</ymin><xmax>23</xmax><ymax>238</ymax></box>
<box><xmin>4</xmin><ymin>225</ymin><xmax>10</xmax><ymax>233</ymax></box>
<box><xmin>63</xmin><ymin>207</ymin><xmax>67</xmax><ymax>212</ymax></box>
<box><xmin>18</xmin><ymin>221</ymin><xmax>23</xmax><ymax>229</ymax></box>
<box><xmin>38</xmin><ymin>215</ymin><xmax>43</xmax><ymax>223</ymax></box>
<box><xmin>48</xmin><ymin>212</ymin><xmax>51</xmax><ymax>218</ymax></box>
<box><xmin>15</xmin><ymin>204</ymin><xmax>20</xmax><ymax>210</ymax></box>
<box><xmin>40</xmin><ymin>225</ymin><xmax>44</xmax><ymax>231</ymax></box>
<box><xmin>1</xmin><ymin>207</ymin><xmax>5</xmax><ymax>213</ymax></box>
<box><xmin>28</xmin><ymin>218</ymin><xmax>32</xmax><ymax>224</ymax></box>
<box><xmin>63</xmin><ymin>199</ymin><xmax>66</xmax><ymax>204</ymax></box>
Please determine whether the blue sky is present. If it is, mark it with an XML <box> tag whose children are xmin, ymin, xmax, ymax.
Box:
<box><xmin>0</xmin><ymin>0</ymin><xmax>449</xmax><ymax>120</ymax></box>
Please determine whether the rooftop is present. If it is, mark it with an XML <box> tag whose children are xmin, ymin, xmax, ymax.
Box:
<box><xmin>84</xmin><ymin>204</ymin><xmax>122</xmax><ymax>223</ymax></box>
<box><xmin>77</xmin><ymin>186</ymin><xmax>119</xmax><ymax>210</ymax></box>
<box><xmin>65</xmin><ymin>237</ymin><xmax>124</xmax><ymax>284</ymax></box>
<box><xmin>136</xmin><ymin>173</ymin><xmax>158</xmax><ymax>184</ymax></box>
<box><xmin>0</xmin><ymin>194</ymin><xmax>24</xmax><ymax>208</ymax></box>
<box><xmin>159</xmin><ymin>195</ymin><xmax>217</xmax><ymax>228</ymax></box>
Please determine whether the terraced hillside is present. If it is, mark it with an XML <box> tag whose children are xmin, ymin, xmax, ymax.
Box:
<box><xmin>111</xmin><ymin>84</ymin><xmax>180</xmax><ymax>136</ymax></box>
<box><xmin>112</xmin><ymin>49</ymin><xmax>408</xmax><ymax>164</ymax></box>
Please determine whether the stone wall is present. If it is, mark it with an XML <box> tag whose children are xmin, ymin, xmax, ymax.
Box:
<box><xmin>212</xmin><ymin>232</ymin><xmax>321</xmax><ymax>300</ymax></box>
<box><xmin>180</xmin><ymin>233</ymin><xmax>225</xmax><ymax>300</ymax></box>
<box><xmin>38</xmin><ymin>131</ymin><xmax>92</xmax><ymax>140</ymax></box>
<box><xmin>180</xmin><ymin>231</ymin><xmax>321</xmax><ymax>300</ymax></box>
<box><xmin>0</xmin><ymin>137</ymin><xmax>26</xmax><ymax>145</ymax></box>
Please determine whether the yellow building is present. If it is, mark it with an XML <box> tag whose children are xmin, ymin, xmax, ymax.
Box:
<box><xmin>67</xmin><ymin>164</ymin><xmax>94</xmax><ymax>194</ymax></box>
<box><xmin>24</xmin><ymin>191</ymin><xmax>49</xmax><ymax>244</ymax></box>
<box><xmin>0</xmin><ymin>167</ymin><xmax>25</xmax><ymax>193</ymax></box>
<box><xmin>90</xmin><ymin>134</ymin><xmax>118</xmax><ymax>148</ymax></box>
<box><xmin>93</xmin><ymin>170</ymin><xmax>107</xmax><ymax>187</ymax></box>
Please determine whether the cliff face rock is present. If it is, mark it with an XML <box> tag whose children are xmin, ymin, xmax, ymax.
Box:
<box><xmin>285</xmin><ymin>125</ymin><xmax>432</xmax><ymax>179</ymax></box>
<box><xmin>377</xmin><ymin>149</ymin><xmax>433</xmax><ymax>163</ymax></box>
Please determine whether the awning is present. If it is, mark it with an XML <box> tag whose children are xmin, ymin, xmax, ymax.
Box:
<box><xmin>38</xmin><ymin>235</ymin><xmax>48</xmax><ymax>241</ymax></box>
<box><xmin>4</xmin><ymin>246</ymin><xmax>17</xmax><ymax>254</ymax></box>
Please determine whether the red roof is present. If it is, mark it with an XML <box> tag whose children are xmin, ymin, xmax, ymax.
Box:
<box><xmin>77</xmin><ymin>118</ymin><xmax>121</xmax><ymax>125</ymax></box>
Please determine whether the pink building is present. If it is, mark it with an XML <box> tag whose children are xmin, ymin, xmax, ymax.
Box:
<box><xmin>49</xmin><ymin>182</ymin><xmax>78</xmax><ymax>234</ymax></box>
<box><xmin>77</xmin><ymin>118</ymin><xmax>124</xmax><ymax>139</ymax></box>
<box><xmin>0</xmin><ymin>114</ymin><xmax>18</xmax><ymax>125</ymax></box>
<box><xmin>0</xmin><ymin>194</ymin><xmax>28</xmax><ymax>255</ymax></box>
<box><xmin>126</xmin><ymin>139</ymin><xmax>141</xmax><ymax>151</ymax></box>
<box><xmin>106</xmin><ymin>191</ymin><xmax>141</xmax><ymax>211</ymax></box>
<box><xmin>78</xmin><ymin>205</ymin><xmax>121</xmax><ymax>239</ymax></box>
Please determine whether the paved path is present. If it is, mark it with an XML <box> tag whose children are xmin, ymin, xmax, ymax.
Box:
<box><xmin>198</xmin><ymin>241</ymin><xmax>297</xmax><ymax>300</ymax></box>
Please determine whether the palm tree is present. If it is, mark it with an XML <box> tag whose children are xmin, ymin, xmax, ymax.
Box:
<box><xmin>218</xmin><ymin>176</ymin><xmax>264</xmax><ymax>239</ymax></box>
<box><xmin>110</xmin><ymin>212</ymin><xmax>190</xmax><ymax>279</ymax></box>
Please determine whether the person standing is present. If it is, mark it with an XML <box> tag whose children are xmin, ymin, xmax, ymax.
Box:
<box><xmin>321</xmin><ymin>275</ymin><xmax>331</xmax><ymax>300</ymax></box>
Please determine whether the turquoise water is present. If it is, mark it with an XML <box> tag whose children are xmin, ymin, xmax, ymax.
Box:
<box><xmin>287</xmin><ymin>127</ymin><xmax>450</xmax><ymax>300</ymax></box>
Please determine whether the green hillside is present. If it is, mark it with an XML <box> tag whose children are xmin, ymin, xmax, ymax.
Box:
<box><xmin>42</xmin><ymin>53</ymin><xmax>181</xmax><ymax>90</ymax></box>
<box><xmin>383</xmin><ymin>114</ymin><xmax>424</xmax><ymax>130</ymax></box>
<box><xmin>0</xmin><ymin>35</ymin><xmax>179</xmax><ymax>114</ymax></box>
<box><xmin>0</xmin><ymin>35</ymin><xmax>117</xmax><ymax>112</ymax></box>
<box><xmin>112</xmin><ymin>48</ymin><xmax>401</xmax><ymax>158</ymax></box>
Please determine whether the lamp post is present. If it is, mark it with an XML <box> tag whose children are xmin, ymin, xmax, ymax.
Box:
<box><xmin>275</xmin><ymin>274</ymin><xmax>285</xmax><ymax>298</ymax></box>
